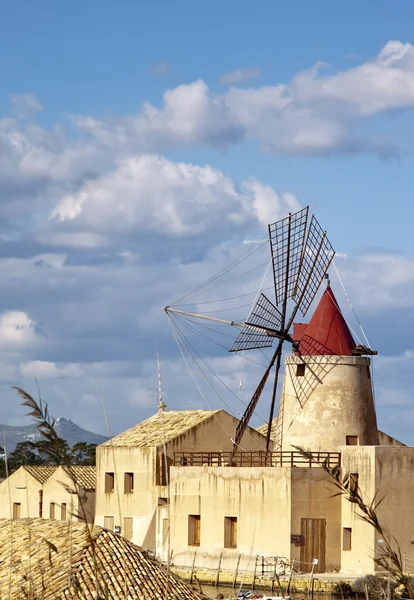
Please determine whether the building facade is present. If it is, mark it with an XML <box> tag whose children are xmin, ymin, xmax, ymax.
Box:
<box><xmin>94</xmin><ymin>409</ymin><xmax>267</xmax><ymax>554</ymax></box>
<box><xmin>43</xmin><ymin>465</ymin><xmax>96</xmax><ymax>523</ymax></box>
<box><xmin>0</xmin><ymin>466</ymin><xmax>57</xmax><ymax>519</ymax></box>
<box><xmin>0</xmin><ymin>465</ymin><xmax>96</xmax><ymax>523</ymax></box>
<box><xmin>164</xmin><ymin>285</ymin><xmax>414</xmax><ymax>575</ymax></box>
<box><xmin>91</xmin><ymin>284</ymin><xmax>414</xmax><ymax>575</ymax></box>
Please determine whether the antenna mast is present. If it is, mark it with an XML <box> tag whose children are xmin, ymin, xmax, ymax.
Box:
<box><xmin>157</xmin><ymin>352</ymin><xmax>166</xmax><ymax>411</ymax></box>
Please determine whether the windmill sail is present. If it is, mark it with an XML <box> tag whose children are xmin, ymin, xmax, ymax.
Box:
<box><xmin>269</xmin><ymin>206</ymin><xmax>309</xmax><ymax>307</ymax></box>
<box><xmin>164</xmin><ymin>205</ymin><xmax>336</xmax><ymax>456</ymax></box>
<box><xmin>230</xmin><ymin>293</ymin><xmax>283</xmax><ymax>352</ymax></box>
<box><xmin>230</xmin><ymin>207</ymin><xmax>335</xmax><ymax>455</ymax></box>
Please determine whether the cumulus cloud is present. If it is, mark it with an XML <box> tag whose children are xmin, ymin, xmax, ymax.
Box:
<box><xmin>219</xmin><ymin>67</ymin><xmax>261</xmax><ymax>86</ymax></box>
<box><xmin>2</xmin><ymin>39</ymin><xmax>414</xmax><ymax>221</ymax></box>
<box><xmin>42</xmin><ymin>155</ymin><xmax>302</xmax><ymax>248</ymax></box>
<box><xmin>20</xmin><ymin>360</ymin><xmax>83</xmax><ymax>379</ymax></box>
<box><xmin>0</xmin><ymin>311</ymin><xmax>38</xmax><ymax>348</ymax></box>
<box><xmin>71</xmin><ymin>79</ymin><xmax>244</xmax><ymax>151</ymax></box>
<box><xmin>48</xmin><ymin>155</ymin><xmax>246</xmax><ymax>239</ymax></box>
<box><xmin>337</xmin><ymin>253</ymin><xmax>414</xmax><ymax>311</ymax></box>
<box><xmin>1</xmin><ymin>40</ymin><xmax>414</xmax><ymax>442</ymax></box>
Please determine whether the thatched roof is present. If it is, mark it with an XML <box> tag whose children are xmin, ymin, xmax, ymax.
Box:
<box><xmin>0</xmin><ymin>519</ymin><xmax>205</xmax><ymax>599</ymax></box>
<box><xmin>100</xmin><ymin>409</ymin><xmax>221</xmax><ymax>448</ymax></box>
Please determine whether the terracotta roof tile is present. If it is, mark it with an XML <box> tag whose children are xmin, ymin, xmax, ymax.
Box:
<box><xmin>0</xmin><ymin>519</ymin><xmax>205</xmax><ymax>599</ymax></box>
<box><xmin>23</xmin><ymin>465</ymin><xmax>58</xmax><ymax>484</ymax></box>
<box><xmin>256</xmin><ymin>420</ymin><xmax>277</xmax><ymax>442</ymax></box>
<box><xmin>63</xmin><ymin>466</ymin><xmax>96</xmax><ymax>490</ymax></box>
<box><xmin>101</xmin><ymin>409</ymin><xmax>221</xmax><ymax>448</ymax></box>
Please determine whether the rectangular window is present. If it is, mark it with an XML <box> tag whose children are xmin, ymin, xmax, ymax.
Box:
<box><xmin>105</xmin><ymin>472</ymin><xmax>115</xmax><ymax>493</ymax></box>
<box><xmin>343</xmin><ymin>527</ymin><xmax>352</xmax><ymax>551</ymax></box>
<box><xmin>124</xmin><ymin>472</ymin><xmax>134</xmax><ymax>494</ymax></box>
<box><xmin>12</xmin><ymin>503</ymin><xmax>21</xmax><ymax>519</ymax></box>
<box><xmin>188</xmin><ymin>515</ymin><xmax>201</xmax><ymax>546</ymax></box>
<box><xmin>61</xmin><ymin>503</ymin><xmax>67</xmax><ymax>521</ymax></box>
<box><xmin>350</xmin><ymin>473</ymin><xmax>359</xmax><ymax>494</ymax></box>
<box><xmin>296</xmin><ymin>363</ymin><xmax>306</xmax><ymax>377</ymax></box>
<box><xmin>157</xmin><ymin>452</ymin><xmax>168</xmax><ymax>486</ymax></box>
<box><xmin>346</xmin><ymin>435</ymin><xmax>359</xmax><ymax>446</ymax></box>
<box><xmin>224</xmin><ymin>516</ymin><xmax>238</xmax><ymax>548</ymax></box>
<box><xmin>104</xmin><ymin>516</ymin><xmax>114</xmax><ymax>530</ymax></box>
<box><xmin>163</xmin><ymin>518</ymin><xmax>169</xmax><ymax>546</ymax></box>
<box><xmin>124</xmin><ymin>517</ymin><xmax>133</xmax><ymax>541</ymax></box>
<box><xmin>50</xmin><ymin>502</ymin><xmax>55</xmax><ymax>520</ymax></box>
<box><xmin>366</xmin><ymin>366</ymin><xmax>371</xmax><ymax>380</ymax></box>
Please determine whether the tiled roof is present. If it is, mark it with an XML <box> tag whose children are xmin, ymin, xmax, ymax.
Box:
<box><xmin>0</xmin><ymin>519</ymin><xmax>205</xmax><ymax>599</ymax></box>
<box><xmin>63</xmin><ymin>466</ymin><xmax>96</xmax><ymax>490</ymax></box>
<box><xmin>23</xmin><ymin>465</ymin><xmax>58</xmax><ymax>484</ymax></box>
<box><xmin>256</xmin><ymin>420</ymin><xmax>277</xmax><ymax>442</ymax></box>
<box><xmin>101</xmin><ymin>409</ymin><xmax>221</xmax><ymax>448</ymax></box>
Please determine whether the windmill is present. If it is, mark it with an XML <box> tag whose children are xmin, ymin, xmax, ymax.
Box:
<box><xmin>164</xmin><ymin>206</ymin><xmax>336</xmax><ymax>454</ymax></box>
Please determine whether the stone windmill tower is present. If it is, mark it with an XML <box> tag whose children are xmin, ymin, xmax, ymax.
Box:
<box><xmin>276</xmin><ymin>283</ymin><xmax>379</xmax><ymax>452</ymax></box>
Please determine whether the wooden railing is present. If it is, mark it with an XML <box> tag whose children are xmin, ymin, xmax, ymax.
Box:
<box><xmin>173</xmin><ymin>451</ymin><xmax>341</xmax><ymax>468</ymax></box>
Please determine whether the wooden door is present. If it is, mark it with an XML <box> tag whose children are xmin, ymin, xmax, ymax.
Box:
<box><xmin>300</xmin><ymin>518</ymin><xmax>326</xmax><ymax>573</ymax></box>
<box><xmin>124</xmin><ymin>517</ymin><xmax>133</xmax><ymax>541</ymax></box>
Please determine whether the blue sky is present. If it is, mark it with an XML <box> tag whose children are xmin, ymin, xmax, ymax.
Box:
<box><xmin>0</xmin><ymin>0</ymin><xmax>414</xmax><ymax>444</ymax></box>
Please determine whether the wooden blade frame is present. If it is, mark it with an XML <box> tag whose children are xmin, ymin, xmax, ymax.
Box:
<box><xmin>232</xmin><ymin>208</ymin><xmax>335</xmax><ymax>455</ymax></box>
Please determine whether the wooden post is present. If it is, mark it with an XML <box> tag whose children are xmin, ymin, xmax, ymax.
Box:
<box><xmin>190</xmin><ymin>551</ymin><xmax>197</xmax><ymax>584</ymax></box>
<box><xmin>274</xmin><ymin>568</ymin><xmax>283</xmax><ymax>598</ymax></box>
<box><xmin>215</xmin><ymin>552</ymin><xmax>223</xmax><ymax>587</ymax></box>
<box><xmin>233</xmin><ymin>554</ymin><xmax>241</xmax><ymax>588</ymax></box>
<box><xmin>252</xmin><ymin>555</ymin><xmax>258</xmax><ymax>590</ymax></box>
<box><xmin>287</xmin><ymin>558</ymin><xmax>295</xmax><ymax>593</ymax></box>
<box><xmin>307</xmin><ymin>560</ymin><xmax>316</xmax><ymax>597</ymax></box>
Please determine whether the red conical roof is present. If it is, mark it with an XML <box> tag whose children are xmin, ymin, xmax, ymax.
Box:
<box><xmin>293</xmin><ymin>285</ymin><xmax>356</xmax><ymax>355</ymax></box>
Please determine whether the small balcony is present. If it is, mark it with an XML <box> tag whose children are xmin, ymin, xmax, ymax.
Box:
<box><xmin>173</xmin><ymin>450</ymin><xmax>341</xmax><ymax>468</ymax></box>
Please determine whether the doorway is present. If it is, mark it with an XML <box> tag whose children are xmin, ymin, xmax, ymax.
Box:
<box><xmin>300</xmin><ymin>518</ymin><xmax>326</xmax><ymax>573</ymax></box>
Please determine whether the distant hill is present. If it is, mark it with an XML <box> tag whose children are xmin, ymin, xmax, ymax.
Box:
<box><xmin>0</xmin><ymin>417</ymin><xmax>108</xmax><ymax>452</ymax></box>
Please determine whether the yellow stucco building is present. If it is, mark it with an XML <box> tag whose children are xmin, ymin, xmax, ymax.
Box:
<box><xmin>0</xmin><ymin>465</ymin><xmax>96</xmax><ymax>522</ymax></box>
<box><xmin>94</xmin><ymin>284</ymin><xmax>414</xmax><ymax>576</ymax></box>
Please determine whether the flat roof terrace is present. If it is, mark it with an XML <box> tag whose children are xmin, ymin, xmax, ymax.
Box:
<box><xmin>173</xmin><ymin>450</ymin><xmax>341</xmax><ymax>468</ymax></box>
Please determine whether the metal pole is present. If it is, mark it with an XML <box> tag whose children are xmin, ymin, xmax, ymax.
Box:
<box><xmin>164</xmin><ymin>307</ymin><xmax>291</xmax><ymax>340</ymax></box>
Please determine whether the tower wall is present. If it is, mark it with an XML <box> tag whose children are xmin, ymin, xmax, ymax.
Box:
<box><xmin>280</xmin><ymin>355</ymin><xmax>379</xmax><ymax>451</ymax></box>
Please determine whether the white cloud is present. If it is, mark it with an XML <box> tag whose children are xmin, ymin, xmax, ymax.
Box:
<box><xmin>219</xmin><ymin>67</ymin><xmax>261</xmax><ymax>86</ymax></box>
<box><xmin>20</xmin><ymin>360</ymin><xmax>83</xmax><ymax>379</ymax></box>
<box><xmin>2</xmin><ymin>39</ymin><xmax>414</xmax><ymax>219</ymax></box>
<box><xmin>0</xmin><ymin>311</ymin><xmax>38</xmax><ymax>347</ymax></box>
<box><xmin>10</xmin><ymin>93</ymin><xmax>43</xmax><ymax>120</ymax></box>
<box><xmin>71</xmin><ymin>79</ymin><xmax>244</xmax><ymax>151</ymax></box>
<box><xmin>337</xmin><ymin>253</ymin><xmax>414</xmax><ymax>311</ymax></box>
<box><xmin>44</xmin><ymin>154</ymin><xmax>302</xmax><ymax>247</ymax></box>
<box><xmin>244</xmin><ymin>179</ymin><xmax>302</xmax><ymax>227</ymax></box>
<box><xmin>49</xmin><ymin>155</ymin><xmax>244</xmax><ymax>237</ymax></box>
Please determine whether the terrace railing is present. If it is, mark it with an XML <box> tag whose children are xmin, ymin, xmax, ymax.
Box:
<box><xmin>173</xmin><ymin>450</ymin><xmax>341</xmax><ymax>468</ymax></box>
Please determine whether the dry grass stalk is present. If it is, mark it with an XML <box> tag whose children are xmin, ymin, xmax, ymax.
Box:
<box><xmin>13</xmin><ymin>386</ymin><xmax>106</xmax><ymax>599</ymax></box>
